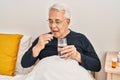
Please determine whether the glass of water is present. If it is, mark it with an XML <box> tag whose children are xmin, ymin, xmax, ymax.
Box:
<box><xmin>57</xmin><ymin>38</ymin><xmax>67</xmax><ymax>57</ymax></box>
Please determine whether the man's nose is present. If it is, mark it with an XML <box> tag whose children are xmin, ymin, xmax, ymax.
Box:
<box><xmin>51</xmin><ymin>22</ymin><xmax>57</xmax><ymax>28</ymax></box>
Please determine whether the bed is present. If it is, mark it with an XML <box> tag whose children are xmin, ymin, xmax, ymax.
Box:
<box><xmin>0</xmin><ymin>34</ymin><xmax>96</xmax><ymax>80</ymax></box>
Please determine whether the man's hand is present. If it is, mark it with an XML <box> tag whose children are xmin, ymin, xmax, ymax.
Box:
<box><xmin>60</xmin><ymin>45</ymin><xmax>82</xmax><ymax>63</ymax></box>
<box><xmin>32</xmin><ymin>34</ymin><xmax>53</xmax><ymax>57</ymax></box>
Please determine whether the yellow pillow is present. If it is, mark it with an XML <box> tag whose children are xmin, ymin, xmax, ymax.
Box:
<box><xmin>0</xmin><ymin>34</ymin><xmax>23</xmax><ymax>76</ymax></box>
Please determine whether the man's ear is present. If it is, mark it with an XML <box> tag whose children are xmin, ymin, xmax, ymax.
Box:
<box><xmin>66</xmin><ymin>19</ymin><xmax>70</xmax><ymax>24</ymax></box>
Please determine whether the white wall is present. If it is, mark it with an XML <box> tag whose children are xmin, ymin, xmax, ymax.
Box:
<box><xmin>0</xmin><ymin>0</ymin><xmax>120</xmax><ymax>80</ymax></box>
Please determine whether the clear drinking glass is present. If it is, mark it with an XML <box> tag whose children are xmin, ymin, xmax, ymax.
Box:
<box><xmin>57</xmin><ymin>38</ymin><xmax>67</xmax><ymax>57</ymax></box>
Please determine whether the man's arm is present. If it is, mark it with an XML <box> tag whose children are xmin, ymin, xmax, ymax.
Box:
<box><xmin>80</xmin><ymin>35</ymin><xmax>101</xmax><ymax>72</ymax></box>
<box><xmin>21</xmin><ymin>34</ymin><xmax>54</xmax><ymax>68</ymax></box>
<box><xmin>21</xmin><ymin>38</ymin><xmax>39</xmax><ymax>68</ymax></box>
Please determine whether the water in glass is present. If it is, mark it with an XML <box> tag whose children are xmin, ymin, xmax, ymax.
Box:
<box><xmin>57</xmin><ymin>38</ymin><xmax>67</xmax><ymax>57</ymax></box>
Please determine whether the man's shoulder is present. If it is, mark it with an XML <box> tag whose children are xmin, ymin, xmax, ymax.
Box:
<box><xmin>70</xmin><ymin>30</ymin><xmax>85</xmax><ymax>37</ymax></box>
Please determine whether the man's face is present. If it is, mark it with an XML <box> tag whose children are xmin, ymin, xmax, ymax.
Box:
<box><xmin>48</xmin><ymin>9</ymin><xmax>70</xmax><ymax>38</ymax></box>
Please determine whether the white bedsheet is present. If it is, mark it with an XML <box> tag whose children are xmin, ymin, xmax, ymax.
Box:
<box><xmin>0</xmin><ymin>56</ymin><xmax>95</xmax><ymax>80</ymax></box>
<box><xmin>0</xmin><ymin>74</ymin><xmax>26</xmax><ymax>80</ymax></box>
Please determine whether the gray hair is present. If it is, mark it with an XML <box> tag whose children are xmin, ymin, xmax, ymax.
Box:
<box><xmin>49</xmin><ymin>3</ymin><xmax>71</xmax><ymax>19</ymax></box>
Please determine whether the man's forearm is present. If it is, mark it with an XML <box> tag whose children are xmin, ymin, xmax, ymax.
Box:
<box><xmin>21</xmin><ymin>49</ymin><xmax>38</xmax><ymax>68</ymax></box>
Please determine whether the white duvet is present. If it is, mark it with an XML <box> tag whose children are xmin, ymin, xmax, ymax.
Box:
<box><xmin>0</xmin><ymin>56</ymin><xmax>95</xmax><ymax>80</ymax></box>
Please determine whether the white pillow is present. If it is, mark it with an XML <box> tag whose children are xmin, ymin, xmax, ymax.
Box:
<box><xmin>15</xmin><ymin>35</ymin><xmax>34</xmax><ymax>75</ymax></box>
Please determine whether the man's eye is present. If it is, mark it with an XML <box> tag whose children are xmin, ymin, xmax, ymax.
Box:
<box><xmin>49</xmin><ymin>21</ymin><xmax>53</xmax><ymax>23</ymax></box>
<box><xmin>56</xmin><ymin>21</ymin><xmax>61</xmax><ymax>24</ymax></box>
